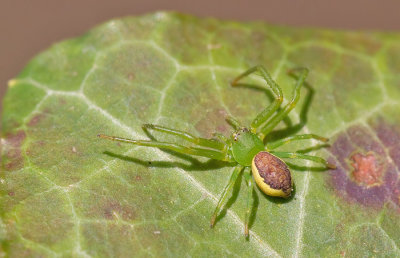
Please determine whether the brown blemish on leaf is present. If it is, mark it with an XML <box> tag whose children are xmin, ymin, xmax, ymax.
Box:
<box><xmin>58</xmin><ymin>97</ymin><xmax>67</xmax><ymax>105</ymax></box>
<box><xmin>350</xmin><ymin>152</ymin><xmax>385</xmax><ymax>187</ymax></box>
<box><xmin>3</xmin><ymin>130</ymin><xmax>26</xmax><ymax>171</ymax></box>
<box><xmin>27</xmin><ymin>108</ymin><xmax>52</xmax><ymax>127</ymax></box>
<box><xmin>28</xmin><ymin>114</ymin><xmax>46</xmax><ymax>127</ymax></box>
<box><xmin>195</xmin><ymin>108</ymin><xmax>229</xmax><ymax>138</ymax></box>
<box><xmin>127</xmin><ymin>73</ymin><xmax>135</xmax><ymax>81</ymax></box>
<box><xmin>103</xmin><ymin>200</ymin><xmax>136</xmax><ymax>221</ymax></box>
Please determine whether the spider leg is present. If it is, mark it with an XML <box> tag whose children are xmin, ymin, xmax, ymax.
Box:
<box><xmin>231</xmin><ymin>65</ymin><xmax>283</xmax><ymax>130</ymax></box>
<box><xmin>232</xmin><ymin>65</ymin><xmax>282</xmax><ymax>97</ymax></box>
<box><xmin>226</xmin><ymin>116</ymin><xmax>241</xmax><ymax>130</ymax></box>
<box><xmin>98</xmin><ymin>134</ymin><xmax>231</xmax><ymax>161</ymax></box>
<box><xmin>270</xmin><ymin>151</ymin><xmax>336</xmax><ymax>169</ymax></box>
<box><xmin>210</xmin><ymin>165</ymin><xmax>244</xmax><ymax>228</ymax></box>
<box><xmin>258</xmin><ymin>68</ymin><xmax>309</xmax><ymax>139</ymax></box>
<box><xmin>267</xmin><ymin>134</ymin><xmax>329</xmax><ymax>150</ymax></box>
<box><xmin>142</xmin><ymin>124</ymin><xmax>225</xmax><ymax>150</ymax></box>
<box><xmin>243</xmin><ymin>167</ymin><xmax>254</xmax><ymax>237</ymax></box>
<box><xmin>212</xmin><ymin>132</ymin><xmax>229</xmax><ymax>144</ymax></box>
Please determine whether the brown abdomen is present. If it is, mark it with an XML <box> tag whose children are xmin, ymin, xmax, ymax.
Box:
<box><xmin>253</xmin><ymin>151</ymin><xmax>292</xmax><ymax>197</ymax></box>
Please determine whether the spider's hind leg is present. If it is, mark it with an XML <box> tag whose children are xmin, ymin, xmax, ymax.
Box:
<box><xmin>270</xmin><ymin>151</ymin><xmax>336</xmax><ymax>169</ymax></box>
<box><xmin>267</xmin><ymin>134</ymin><xmax>329</xmax><ymax>150</ymax></box>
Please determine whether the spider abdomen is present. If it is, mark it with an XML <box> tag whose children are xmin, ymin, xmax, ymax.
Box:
<box><xmin>252</xmin><ymin>151</ymin><xmax>293</xmax><ymax>198</ymax></box>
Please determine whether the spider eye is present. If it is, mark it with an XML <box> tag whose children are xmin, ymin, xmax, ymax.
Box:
<box><xmin>251</xmin><ymin>151</ymin><xmax>292</xmax><ymax>198</ymax></box>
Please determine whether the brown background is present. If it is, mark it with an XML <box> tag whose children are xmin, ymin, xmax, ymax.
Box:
<box><xmin>1</xmin><ymin>0</ymin><xmax>400</xmax><ymax>117</ymax></box>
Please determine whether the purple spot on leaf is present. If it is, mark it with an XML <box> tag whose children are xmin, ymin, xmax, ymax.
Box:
<box><xmin>328</xmin><ymin>122</ymin><xmax>400</xmax><ymax>210</ymax></box>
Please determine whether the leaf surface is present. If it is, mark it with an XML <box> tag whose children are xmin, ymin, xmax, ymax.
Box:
<box><xmin>2</xmin><ymin>12</ymin><xmax>400</xmax><ymax>257</ymax></box>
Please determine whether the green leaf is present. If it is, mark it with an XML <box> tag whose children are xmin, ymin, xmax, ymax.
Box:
<box><xmin>2</xmin><ymin>12</ymin><xmax>400</xmax><ymax>257</ymax></box>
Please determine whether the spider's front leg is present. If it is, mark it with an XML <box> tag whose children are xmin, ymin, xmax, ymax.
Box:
<box><xmin>231</xmin><ymin>65</ymin><xmax>283</xmax><ymax>131</ymax></box>
<box><xmin>259</xmin><ymin>68</ymin><xmax>309</xmax><ymax>139</ymax></box>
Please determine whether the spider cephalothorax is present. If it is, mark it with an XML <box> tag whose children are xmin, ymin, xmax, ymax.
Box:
<box><xmin>232</xmin><ymin>127</ymin><xmax>250</xmax><ymax>141</ymax></box>
<box><xmin>98</xmin><ymin>65</ymin><xmax>335</xmax><ymax>237</ymax></box>
<box><xmin>230</xmin><ymin>127</ymin><xmax>264</xmax><ymax>166</ymax></box>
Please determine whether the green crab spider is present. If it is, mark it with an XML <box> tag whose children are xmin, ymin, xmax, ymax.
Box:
<box><xmin>98</xmin><ymin>65</ymin><xmax>336</xmax><ymax>237</ymax></box>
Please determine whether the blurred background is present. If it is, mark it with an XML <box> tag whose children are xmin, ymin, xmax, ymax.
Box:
<box><xmin>1</xmin><ymin>0</ymin><xmax>400</xmax><ymax>114</ymax></box>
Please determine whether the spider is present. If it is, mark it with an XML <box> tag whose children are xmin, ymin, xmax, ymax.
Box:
<box><xmin>98</xmin><ymin>65</ymin><xmax>335</xmax><ymax>237</ymax></box>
